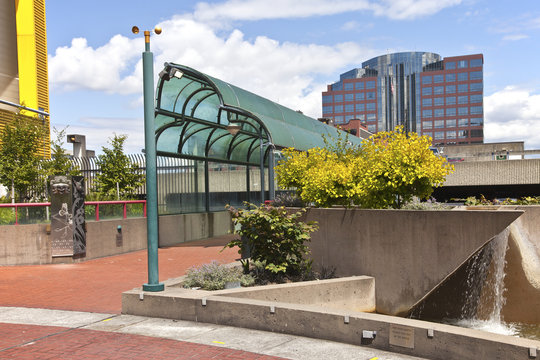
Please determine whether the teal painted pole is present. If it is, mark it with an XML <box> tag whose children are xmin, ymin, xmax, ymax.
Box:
<box><xmin>142</xmin><ymin>30</ymin><xmax>164</xmax><ymax>292</ymax></box>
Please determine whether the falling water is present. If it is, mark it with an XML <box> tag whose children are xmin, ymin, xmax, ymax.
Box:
<box><xmin>450</xmin><ymin>228</ymin><xmax>516</xmax><ymax>336</ymax></box>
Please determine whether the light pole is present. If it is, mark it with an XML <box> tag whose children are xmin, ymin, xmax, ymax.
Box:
<box><xmin>132</xmin><ymin>25</ymin><xmax>164</xmax><ymax>292</ymax></box>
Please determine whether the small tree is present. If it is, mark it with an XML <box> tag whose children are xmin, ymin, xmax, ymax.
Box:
<box><xmin>42</xmin><ymin>127</ymin><xmax>80</xmax><ymax>178</ymax></box>
<box><xmin>0</xmin><ymin>114</ymin><xmax>45</xmax><ymax>202</ymax></box>
<box><xmin>357</xmin><ymin>126</ymin><xmax>453</xmax><ymax>208</ymax></box>
<box><xmin>93</xmin><ymin>134</ymin><xmax>144</xmax><ymax>199</ymax></box>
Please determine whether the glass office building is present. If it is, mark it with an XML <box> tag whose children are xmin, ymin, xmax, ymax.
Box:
<box><xmin>322</xmin><ymin>52</ymin><xmax>484</xmax><ymax>145</ymax></box>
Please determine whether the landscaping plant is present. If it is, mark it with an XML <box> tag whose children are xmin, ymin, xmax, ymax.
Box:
<box><xmin>183</xmin><ymin>261</ymin><xmax>255</xmax><ymax>290</ymax></box>
<box><xmin>224</xmin><ymin>203</ymin><xmax>318</xmax><ymax>279</ymax></box>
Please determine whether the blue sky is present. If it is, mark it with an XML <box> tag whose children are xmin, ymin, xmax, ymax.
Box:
<box><xmin>45</xmin><ymin>0</ymin><xmax>540</xmax><ymax>153</ymax></box>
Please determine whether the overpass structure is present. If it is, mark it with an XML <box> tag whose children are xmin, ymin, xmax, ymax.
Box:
<box><xmin>434</xmin><ymin>158</ymin><xmax>540</xmax><ymax>200</ymax></box>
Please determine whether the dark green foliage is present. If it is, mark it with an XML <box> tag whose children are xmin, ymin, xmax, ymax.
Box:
<box><xmin>93</xmin><ymin>134</ymin><xmax>144</xmax><ymax>200</ymax></box>
<box><xmin>224</xmin><ymin>203</ymin><xmax>318</xmax><ymax>278</ymax></box>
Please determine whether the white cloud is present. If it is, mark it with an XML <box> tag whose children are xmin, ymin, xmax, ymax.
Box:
<box><xmin>484</xmin><ymin>86</ymin><xmax>540</xmax><ymax>149</ymax></box>
<box><xmin>502</xmin><ymin>34</ymin><xmax>529</xmax><ymax>41</ymax></box>
<box><xmin>49</xmin><ymin>17</ymin><xmax>378</xmax><ymax>119</ymax></box>
<box><xmin>63</xmin><ymin>117</ymin><xmax>145</xmax><ymax>155</ymax></box>
<box><xmin>193</xmin><ymin>0</ymin><xmax>461</xmax><ymax>22</ymax></box>
<box><xmin>49</xmin><ymin>35</ymin><xmax>142</xmax><ymax>94</ymax></box>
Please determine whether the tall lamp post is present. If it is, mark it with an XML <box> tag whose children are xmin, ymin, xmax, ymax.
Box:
<box><xmin>132</xmin><ymin>25</ymin><xmax>164</xmax><ymax>292</ymax></box>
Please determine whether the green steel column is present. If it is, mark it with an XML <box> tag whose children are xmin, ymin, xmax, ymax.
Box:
<box><xmin>142</xmin><ymin>32</ymin><xmax>164</xmax><ymax>292</ymax></box>
<box><xmin>259</xmin><ymin>137</ymin><xmax>265</xmax><ymax>204</ymax></box>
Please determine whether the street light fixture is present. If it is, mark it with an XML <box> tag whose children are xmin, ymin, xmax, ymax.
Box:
<box><xmin>133</xmin><ymin>25</ymin><xmax>164</xmax><ymax>292</ymax></box>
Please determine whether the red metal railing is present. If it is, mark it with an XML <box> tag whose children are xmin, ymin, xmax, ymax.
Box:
<box><xmin>0</xmin><ymin>200</ymin><xmax>147</xmax><ymax>225</ymax></box>
<box><xmin>85</xmin><ymin>200</ymin><xmax>147</xmax><ymax>221</ymax></box>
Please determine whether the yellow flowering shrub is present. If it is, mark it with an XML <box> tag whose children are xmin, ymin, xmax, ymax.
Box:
<box><xmin>276</xmin><ymin>127</ymin><xmax>453</xmax><ymax>209</ymax></box>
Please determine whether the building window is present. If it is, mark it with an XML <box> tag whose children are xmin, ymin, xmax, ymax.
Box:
<box><xmin>470</xmin><ymin>94</ymin><xmax>482</xmax><ymax>103</ymax></box>
<box><xmin>446</xmin><ymin>85</ymin><xmax>456</xmax><ymax>94</ymax></box>
<box><xmin>458</xmin><ymin>84</ymin><xmax>468</xmax><ymax>93</ymax></box>
<box><xmin>458</xmin><ymin>60</ymin><xmax>468</xmax><ymax>68</ymax></box>
<box><xmin>446</xmin><ymin>108</ymin><xmax>456</xmax><ymax>116</ymax></box>
<box><xmin>446</xmin><ymin>131</ymin><xmax>456</xmax><ymax>139</ymax></box>
<box><xmin>422</xmin><ymin>98</ymin><xmax>432</xmax><ymax>107</ymax></box>
<box><xmin>458</xmin><ymin>130</ymin><xmax>469</xmax><ymax>138</ymax></box>
<box><xmin>470</xmin><ymin>71</ymin><xmax>483</xmax><ymax>80</ymax></box>
<box><xmin>434</xmin><ymin>120</ymin><xmax>445</xmax><ymax>128</ymax></box>
<box><xmin>366</xmin><ymin>103</ymin><xmax>376</xmax><ymax>111</ymax></box>
<box><xmin>323</xmin><ymin>106</ymin><xmax>332</xmax><ymax>114</ymax></box>
<box><xmin>446</xmin><ymin>61</ymin><xmax>456</xmax><ymax>70</ymax></box>
<box><xmin>423</xmin><ymin>109</ymin><xmax>433</xmax><ymax>118</ymax></box>
<box><xmin>458</xmin><ymin>95</ymin><xmax>468</xmax><ymax>104</ymax></box>
<box><xmin>446</xmin><ymin>96</ymin><xmax>456</xmax><ymax>105</ymax></box>
<box><xmin>367</xmin><ymin>113</ymin><xmax>376</xmax><ymax>120</ymax></box>
<box><xmin>356</xmin><ymin>114</ymin><xmax>365</xmax><ymax>120</ymax></box>
<box><xmin>434</xmin><ymin>86</ymin><xmax>444</xmax><ymax>95</ymax></box>
<box><xmin>423</xmin><ymin>121</ymin><xmax>433</xmax><ymax>129</ymax></box>
<box><xmin>470</xmin><ymin>106</ymin><xmax>483</xmax><ymax>115</ymax></box>
<box><xmin>334</xmin><ymin>116</ymin><xmax>344</xmax><ymax>124</ymax></box>
<box><xmin>345</xmin><ymin>115</ymin><xmax>356</xmax><ymax>121</ymax></box>
<box><xmin>434</xmin><ymin>131</ymin><xmax>445</xmax><ymax>140</ymax></box>
<box><xmin>434</xmin><ymin>97</ymin><xmax>444</xmax><ymax>106</ymax></box>
<box><xmin>470</xmin><ymin>117</ymin><xmax>483</xmax><ymax>126</ymax></box>
<box><xmin>470</xmin><ymin>82</ymin><xmax>483</xmax><ymax>92</ymax></box>
<box><xmin>332</xmin><ymin>82</ymin><xmax>342</xmax><ymax>91</ymax></box>
<box><xmin>458</xmin><ymin>107</ymin><xmax>468</xmax><ymax>115</ymax></box>
<box><xmin>366</xmin><ymin>80</ymin><xmax>376</xmax><ymax>89</ymax></box>
<box><xmin>434</xmin><ymin>109</ymin><xmax>444</xmax><ymax>118</ymax></box>
<box><xmin>344</xmin><ymin>82</ymin><xmax>354</xmax><ymax>90</ymax></box>
<box><xmin>445</xmin><ymin>73</ymin><xmax>456</xmax><ymax>82</ymax></box>
<box><xmin>366</xmin><ymin>92</ymin><xmax>376</xmax><ymax>100</ymax></box>
<box><xmin>334</xmin><ymin>94</ymin><xmax>343</xmax><ymax>102</ymax></box>
<box><xmin>423</xmin><ymin>76</ymin><xmax>432</xmax><ymax>84</ymax></box>
<box><xmin>355</xmin><ymin>93</ymin><xmax>365</xmax><ymax>101</ymax></box>
<box><xmin>335</xmin><ymin>105</ymin><xmax>343</xmax><ymax>113</ymax></box>
<box><xmin>434</xmin><ymin>75</ymin><xmax>444</xmax><ymax>83</ymax></box>
<box><xmin>356</xmin><ymin>103</ymin><xmax>365</xmax><ymax>112</ymax></box>
<box><xmin>367</xmin><ymin>124</ymin><xmax>376</xmax><ymax>133</ymax></box>
<box><xmin>457</xmin><ymin>72</ymin><xmax>468</xmax><ymax>81</ymax></box>
<box><xmin>470</xmin><ymin>58</ymin><xmax>482</xmax><ymax>67</ymax></box>
<box><xmin>458</xmin><ymin>118</ymin><xmax>468</xmax><ymax>127</ymax></box>
<box><xmin>322</xmin><ymin>95</ymin><xmax>333</xmax><ymax>104</ymax></box>
<box><xmin>446</xmin><ymin>119</ymin><xmax>456</xmax><ymax>128</ymax></box>
<box><xmin>345</xmin><ymin>93</ymin><xmax>354</xmax><ymax>101</ymax></box>
<box><xmin>470</xmin><ymin>129</ymin><xmax>483</xmax><ymax>138</ymax></box>
<box><xmin>345</xmin><ymin>104</ymin><xmax>354</xmax><ymax>113</ymax></box>
<box><xmin>422</xmin><ymin>87</ymin><xmax>432</xmax><ymax>96</ymax></box>
<box><xmin>355</xmin><ymin>82</ymin><xmax>364</xmax><ymax>90</ymax></box>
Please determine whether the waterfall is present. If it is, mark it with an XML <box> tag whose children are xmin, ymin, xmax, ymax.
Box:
<box><xmin>454</xmin><ymin>228</ymin><xmax>516</xmax><ymax>335</ymax></box>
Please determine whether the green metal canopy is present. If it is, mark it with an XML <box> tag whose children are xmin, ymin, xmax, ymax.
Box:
<box><xmin>154</xmin><ymin>63</ymin><xmax>362</xmax><ymax>166</ymax></box>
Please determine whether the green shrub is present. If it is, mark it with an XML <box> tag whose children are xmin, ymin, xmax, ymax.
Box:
<box><xmin>183</xmin><ymin>261</ymin><xmax>254</xmax><ymax>290</ymax></box>
<box><xmin>224</xmin><ymin>203</ymin><xmax>318</xmax><ymax>278</ymax></box>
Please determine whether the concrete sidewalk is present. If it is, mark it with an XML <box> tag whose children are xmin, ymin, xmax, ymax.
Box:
<box><xmin>0</xmin><ymin>307</ymin><xmax>427</xmax><ymax>360</ymax></box>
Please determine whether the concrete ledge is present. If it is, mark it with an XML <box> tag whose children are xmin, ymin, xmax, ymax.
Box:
<box><xmin>122</xmin><ymin>278</ymin><xmax>540</xmax><ymax>360</ymax></box>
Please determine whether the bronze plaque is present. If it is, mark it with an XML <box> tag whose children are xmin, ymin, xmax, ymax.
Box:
<box><xmin>389</xmin><ymin>324</ymin><xmax>415</xmax><ymax>349</ymax></box>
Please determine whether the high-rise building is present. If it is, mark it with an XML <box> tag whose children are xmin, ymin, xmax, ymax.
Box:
<box><xmin>322</xmin><ymin>52</ymin><xmax>484</xmax><ymax>145</ymax></box>
<box><xmin>0</xmin><ymin>0</ymin><xmax>50</xmax><ymax>157</ymax></box>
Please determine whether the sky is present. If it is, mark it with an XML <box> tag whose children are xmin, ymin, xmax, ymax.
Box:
<box><xmin>44</xmin><ymin>0</ymin><xmax>540</xmax><ymax>154</ymax></box>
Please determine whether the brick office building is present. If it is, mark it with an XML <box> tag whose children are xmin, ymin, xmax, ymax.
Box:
<box><xmin>322</xmin><ymin>52</ymin><xmax>484</xmax><ymax>145</ymax></box>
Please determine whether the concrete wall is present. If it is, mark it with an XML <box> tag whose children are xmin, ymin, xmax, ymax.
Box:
<box><xmin>123</xmin><ymin>283</ymin><xmax>540</xmax><ymax>360</ymax></box>
<box><xmin>0</xmin><ymin>224</ymin><xmax>51</xmax><ymax>265</ymax></box>
<box><xmin>303</xmin><ymin>208</ymin><xmax>523</xmax><ymax>316</ymax></box>
<box><xmin>0</xmin><ymin>211</ymin><xmax>232</xmax><ymax>265</ymax></box>
<box><xmin>444</xmin><ymin>159</ymin><xmax>540</xmax><ymax>186</ymax></box>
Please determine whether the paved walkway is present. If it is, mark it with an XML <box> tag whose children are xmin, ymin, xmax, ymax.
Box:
<box><xmin>0</xmin><ymin>236</ymin><xmax>427</xmax><ymax>359</ymax></box>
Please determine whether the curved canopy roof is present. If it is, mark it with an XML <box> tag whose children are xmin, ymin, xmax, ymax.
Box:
<box><xmin>154</xmin><ymin>63</ymin><xmax>362</xmax><ymax>166</ymax></box>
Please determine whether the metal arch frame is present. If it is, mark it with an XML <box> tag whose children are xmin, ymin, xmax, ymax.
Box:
<box><xmin>154</xmin><ymin>64</ymin><xmax>276</xmax><ymax>209</ymax></box>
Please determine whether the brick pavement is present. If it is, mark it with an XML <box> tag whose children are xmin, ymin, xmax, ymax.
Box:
<box><xmin>0</xmin><ymin>323</ymin><xmax>284</xmax><ymax>360</ymax></box>
<box><xmin>0</xmin><ymin>237</ymin><xmax>290</xmax><ymax>359</ymax></box>
<box><xmin>0</xmin><ymin>237</ymin><xmax>239</xmax><ymax>314</ymax></box>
